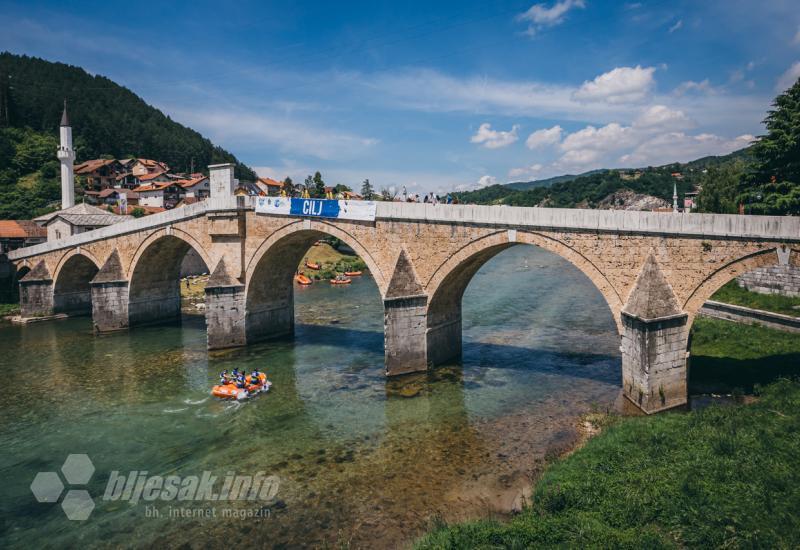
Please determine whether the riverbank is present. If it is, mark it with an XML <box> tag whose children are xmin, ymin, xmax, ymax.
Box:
<box><xmin>711</xmin><ymin>280</ymin><xmax>800</xmax><ymax>317</ymax></box>
<box><xmin>417</xmin><ymin>376</ymin><xmax>800</xmax><ymax>548</ymax></box>
<box><xmin>417</xmin><ymin>317</ymin><xmax>800</xmax><ymax>548</ymax></box>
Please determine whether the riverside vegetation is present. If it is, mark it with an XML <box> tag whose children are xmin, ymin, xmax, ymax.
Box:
<box><xmin>417</xmin><ymin>316</ymin><xmax>800</xmax><ymax>548</ymax></box>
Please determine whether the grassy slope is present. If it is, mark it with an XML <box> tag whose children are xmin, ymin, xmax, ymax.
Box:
<box><xmin>417</xmin><ymin>320</ymin><xmax>800</xmax><ymax>548</ymax></box>
<box><xmin>710</xmin><ymin>280</ymin><xmax>800</xmax><ymax>317</ymax></box>
<box><xmin>418</xmin><ymin>378</ymin><xmax>800</xmax><ymax>549</ymax></box>
<box><xmin>689</xmin><ymin>317</ymin><xmax>800</xmax><ymax>393</ymax></box>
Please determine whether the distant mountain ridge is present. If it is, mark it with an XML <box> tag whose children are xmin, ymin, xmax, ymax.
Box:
<box><xmin>455</xmin><ymin>147</ymin><xmax>753</xmax><ymax>209</ymax></box>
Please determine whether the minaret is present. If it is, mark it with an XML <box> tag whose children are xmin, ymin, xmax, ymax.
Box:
<box><xmin>672</xmin><ymin>182</ymin><xmax>678</xmax><ymax>213</ymax></box>
<box><xmin>57</xmin><ymin>99</ymin><xmax>75</xmax><ymax>209</ymax></box>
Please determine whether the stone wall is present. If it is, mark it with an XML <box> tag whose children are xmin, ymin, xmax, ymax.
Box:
<box><xmin>737</xmin><ymin>265</ymin><xmax>800</xmax><ymax>297</ymax></box>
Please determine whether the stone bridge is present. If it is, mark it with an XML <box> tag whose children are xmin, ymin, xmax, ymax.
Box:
<box><xmin>8</xmin><ymin>179</ymin><xmax>800</xmax><ymax>414</ymax></box>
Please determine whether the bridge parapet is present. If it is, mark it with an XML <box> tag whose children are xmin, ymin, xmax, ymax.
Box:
<box><xmin>9</xmin><ymin>200</ymin><xmax>799</xmax><ymax>262</ymax></box>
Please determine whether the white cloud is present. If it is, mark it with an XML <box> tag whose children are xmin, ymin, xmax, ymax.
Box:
<box><xmin>477</xmin><ymin>175</ymin><xmax>498</xmax><ymax>187</ymax></box>
<box><xmin>673</xmin><ymin>79</ymin><xmax>716</xmax><ymax>96</ymax></box>
<box><xmin>633</xmin><ymin>105</ymin><xmax>692</xmax><ymax>130</ymax></box>
<box><xmin>517</xmin><ymin>0</ymin><xmax>585</xmax><ymax>35</ymax></box>
<box><xmin>470</xmin><ymin>123</ymin><xmax>520</xmax><ymax>149</ymax></box>
<box><xmin>776</xmin><ymin>61</ymin><xmax>800</xmax><ymax>92</ymax></box>
<box><xmin>620</xmin><ymin>133</ymin><xmax>754</xmax><ymax>166</ymax></box>
<box><xmin>509</xmin><ymin>164</ymin><xmax>544</xmax><ymax>178</ymax></box>
<box><xmin>167</xmin><ymin>107</ymin><xmax>378</xmax><ymax>161</ymax></box>
<box><xmin>548</xmin><ymin>111</ymin><xmax>743</xmax><ymax>172</ymax></box>
<box><xmin>668</xmin><ymin>19</ymin><xmax>683</xmax><ymax>33</ymax></box>
<box><xmin>525</xmin><ymin>125</ymin><xmax>563</xmax><ymax>149</ymax></box>
<box><xmin>573</xmin><ymin>66</ymin><xmax>656</xmax><ymax>104</ymax></box>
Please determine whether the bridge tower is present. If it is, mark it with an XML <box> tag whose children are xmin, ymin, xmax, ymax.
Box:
<box><xmin>57</xmin><ymin>100</ymin><xmax>75</xmax><ymax>209</ymax></box>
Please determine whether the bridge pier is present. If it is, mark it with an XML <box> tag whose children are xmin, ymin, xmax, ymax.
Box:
<box><xmin>90</xmin><ymin>251</ymin><xmax>129</xmax><ymax>332</ymax></box>
<box><xmin>426</xmin><ymin>305</ymin><xmax>462</xmax><ymax>366</ymax></box>
<box><xmin>384</xmin><ymin>296</ymin><xmax>429</xmax><ymax>375</ymax></box>
<box><xmin>18</xmin><ymin>261</ymin><xmax>54</xmax><ymax>318</ymax></box>
<box><xmin>206</xmin><ymin>260</ymin><xmax>247</xmax><ymax>349</ymax></box>
<box><xmin>619</xmin><ymin>254</ymin><xmax>689</xmax><ymax>413</ymax></box>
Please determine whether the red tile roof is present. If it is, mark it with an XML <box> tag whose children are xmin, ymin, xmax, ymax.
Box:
<box><xmin>0</xmin><ymin>220</ymin><xmax>47</xmax><ymax>239</ymax></box>
<box><xmin>175</xmin><ymin>176</ymin><xmax>208</xmax><ymax>189</ymax></box>
<box><xmin>132</xmin><ymin>181</ymin><xmax>176</xmax><ymax>192</ymax></box>
<box><xmin>257</xmin><ymin>177</ymin><xmax>283</xmax><ymax>188</ymax></box>
<box><xmin>136</xmin><ymin>171</ymin><xmax>169</xmax><ymax>182</ymax></box>
<box><xmin>74</xmin><ymin>159</ymin><xmax>119</xmax><ymax>174</ymax></box>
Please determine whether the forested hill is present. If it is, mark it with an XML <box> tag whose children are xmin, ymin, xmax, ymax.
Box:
<box><xmin>0</xmin><ymin>52</ymin><xmax>255</xmax><ymax>180</ymax></box>
<box><xmin>455</xmin><ymin>148</ymin><xmax>754</xmax><ymax>210</ymax></box>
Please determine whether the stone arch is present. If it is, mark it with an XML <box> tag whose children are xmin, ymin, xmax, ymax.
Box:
<box><xmin>424</xmin><ymin>230</ymin><xmax>623</xmax><ymax>367</ymax></box>
<box><xmin>52</xmin><ymin>251</ymin><xmax>101</xmax><ymax>315</ymax></box>
<box><xmin>425</xmin><ymin>230</ymin><xmax>624</xmax><ymax>330</ymax></box>
<box><xmin>245</xmin><ymin>219</ymin><xmax>385</xmax><ymax>292</ymax></box>
<box><xmin>244</xmin><ymin>220</ymin><xmax>384</xmax><ymax>343</ymax></box>
<box><xmin>127</xmin><ymin>227</ymin><xmax>212</xmax><ymax>281</ymax></box>
<box><xmin>52</xmin><ymin>248</ymin><xmax>102</xmax><ymax>285</ymax></box>
<box><xmin>127</xmin><ymin>231</ymin><xmax>211</xmax><ymax>326</ymax></box>
<box><xmin>682</xmin><ymin>246</ymin><xmax>798</xmax><ymax>323</ymax></box>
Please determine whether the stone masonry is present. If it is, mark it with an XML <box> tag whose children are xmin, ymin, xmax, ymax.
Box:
<box><xmin>8</xmin><ymin>187</ymin><xmax>800</xmax><ymax>414</ymax></box>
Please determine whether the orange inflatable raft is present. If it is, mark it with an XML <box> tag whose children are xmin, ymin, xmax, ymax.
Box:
<box><xmin>344</xmin><ymin>270</ymin><xmax>362</xmax><ymax>277</ymax></box>
<box><xmin>211</xmin><ymin>373</ymin><xmax>271</xmax><ymax>400</ymax></box>
<box><xmin>330</xmin><ymin>277</ymin><xmax>352</xmax><ymax>285</ymax></box>
<box><xmin>295</xmin><ymin>274</ymin><xmax>313</xmax><ymax>285</ymax></box>
<box><xmin>305</xmin><ymin>261</ymin><xmax>321</xmax><ymax>270</ymax></box>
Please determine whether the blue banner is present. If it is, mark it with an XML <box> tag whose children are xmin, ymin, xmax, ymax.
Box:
<box><xmin>255</xmin><ymin>197</ymin><xmax>377</xmax><ymax>221</ymax></box>
<box><xmin>289</xmin><ymin>199</ymin><xmax>341</xmax><ymax>218</ymax></box>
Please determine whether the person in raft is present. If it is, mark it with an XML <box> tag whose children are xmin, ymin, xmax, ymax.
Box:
<box><xmin>219</xmin><ymin>370</ymin><xmax>230</xmax><ymax>385</ymax></box>
<box><xmin>251</xmin><ymin>370</ymin><xmax>263</xmax><ymax>386</ymax></box>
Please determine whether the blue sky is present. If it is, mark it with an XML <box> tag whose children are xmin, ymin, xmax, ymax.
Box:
<box><xmin>1</xmin><ymin>0</ymin><xmax>799</xmax><ymax>193</ymax></box>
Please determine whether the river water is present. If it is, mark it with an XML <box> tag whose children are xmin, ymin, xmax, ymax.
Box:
<box><xmin>0</xmin><ymin>245</ymin><xmax>623</xmax><ymax>548</ymax></box>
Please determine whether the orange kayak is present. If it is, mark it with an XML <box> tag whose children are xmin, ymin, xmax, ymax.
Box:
<box><xmin>295</xmin><ymin>274</ymin><xmax>313</xmax><ymax>285</ymax></box>
<box><xmin>212</xmin><ymin>373</ymin><xmax>271</xmax><ymax>400</ymax></box>
<box><xmin>305</xmin><ymin>261</ymin><xmax>321</xmax><ymax>270</ymax></box>
<box><xmin>344</xmin><ymin>271</ymin><xmax>362</xmax><ymax>276</ymax></box>
<box><xmin>330</xmin><ymin>277</ymin><xmax>352</xmax><ymax>285</ymax></box>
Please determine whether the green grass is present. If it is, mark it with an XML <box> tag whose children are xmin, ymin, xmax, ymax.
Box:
<box><xmin>416</xmin><ymin>379</ymin><xmax>800</xmax><ymax>549</ymax></box>
<box><xmin>0</xmin><ymin>303</ymin><xmax>20</xmax><ymax>316</ymax></box>
<box><xmin>690</xmin><ymin>317</ymin><xmax>800</xmax><ymax>393</ymax></box>
<box><xmin>710</xmin><ymin>280</ymin><xmax>800</xmax><ymax>317</ymax></box>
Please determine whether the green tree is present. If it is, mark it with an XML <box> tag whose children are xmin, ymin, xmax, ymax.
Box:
<box><xmin>360</xmin><ymin>178</ymin><xmax>374</xmax><ymax>199</ymax></box>
<box><xmin>738</xmin><ymin>76</ymin><xmax>800</xmax><ymax>214</ymax></box>
<box><xmin>696</xmin><ymin>161</ymin><xmax>745</xmax><ymax>214</ymax></box>
<box><xmin>282</xmin><ymin>176</ymin><xmax>295</xmax><ymax>197</ymax></box>
<box><xmin>304</xmin><ymin>174</ymin><xmax>314</xmax><ymax>196</ymax></box>
<box><xmin>313</xmin><ymin>171</ymin><xmax>325</xmax><ymax>198</ymax></box>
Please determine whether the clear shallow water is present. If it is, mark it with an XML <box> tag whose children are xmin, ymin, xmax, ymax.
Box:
<box><xmin>0</xmin><ymin>246</ymin><xmax>622</xmax><ymax>548</ymax></box>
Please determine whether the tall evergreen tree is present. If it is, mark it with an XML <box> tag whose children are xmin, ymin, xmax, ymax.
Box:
<box><xmin>738</xmin><ymin>76</ymin><xmax>800</xmax><ymax>214</ymax></box>
<box><xmin>313</xmin><ymin>171</ymin><xmax>325</xmax><ymax>198</ymax></box>
<box><xmin>360</xmin><ymin>178</ymin><xmax>374</xmax><ymax>199</ymax></box>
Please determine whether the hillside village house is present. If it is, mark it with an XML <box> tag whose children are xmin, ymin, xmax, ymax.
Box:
<box><xmin>133</xmin><ymin>181</ymin><xmax>184</xmax><ymax>208</ymax></box>
<box><xmin>75</xmin><ymin>159</ymin><xmax>125</xmax><ymax>190</ymax></box>
<box><xmin>127</xmin><ymin>158</ymin><xmax>169</xmax><ymax>176</ymax></box>
<box><xmin>175</xmin><ymin>175</ymin><xmax>210</xmax><ymax>198</ymax></box>
<box><xmin>256</xmin><ymin>177</ymin><xmax>284</xmax><ymax>196</ymax></box>
<box><xmin>33</xmin><ymin>203</ymin><xmax>133</xmax><ymax>241</ymax></box>
<box><xmin>95</xmin><ymin>188</ymin><xmax>139</xmax><ymax>208</ymax></box>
